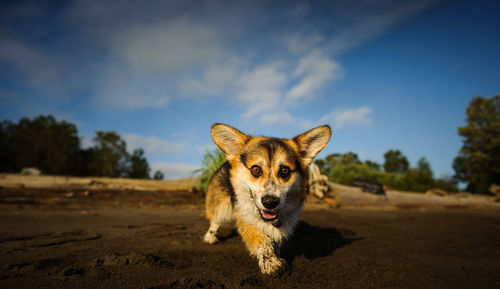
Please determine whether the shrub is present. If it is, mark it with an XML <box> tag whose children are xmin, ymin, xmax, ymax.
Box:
<box><xmin>328</xmin><ymin>163</ymin><xmax>385</xmax><ymax>186</ymax></box>
<box><xmin>197</xmin><ymin>149</ymin><xmax>227</xmax><ymax>196</ymax></box>
<box><xmin>327</xmin><ymin>163</ymin><xmax>458</xmax><ymax>193</ymax></box>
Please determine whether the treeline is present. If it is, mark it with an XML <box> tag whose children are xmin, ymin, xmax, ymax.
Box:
<box><xmin>0</xmin><ymin>115</ymin><xmax>163</xmax><ymax>179</ymax></box>
<box><xmin>314</xmin><ymin>150</ymin><xmax>458</xmax><ymax>193</ymax></box>
<box><xmin>315</xmin><ymin>95</ymin><xmax>499</xmax><ymax>195</ymax></box>
<box><xmin>453</xmin><ymin>95</ymin><xmax>499</xmax><ymax>195</ymax></box>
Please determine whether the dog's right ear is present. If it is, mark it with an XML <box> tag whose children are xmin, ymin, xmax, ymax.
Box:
<box><xmin>211</xmin><ymin>123</ymin><xmax>250</xmax><ymax>161</ymax></box>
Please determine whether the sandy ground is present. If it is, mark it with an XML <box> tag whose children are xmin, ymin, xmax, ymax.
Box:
<box><xmin>1</xmin><ymin>174</ymin><xmax>500</xmax><ymax>288</ymax></box>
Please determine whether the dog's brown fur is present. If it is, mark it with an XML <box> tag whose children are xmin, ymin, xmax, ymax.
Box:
<box><xmin>204</xmin><ymin>124</ymin><xmax>331</xmax><ymax>275</ymax></box>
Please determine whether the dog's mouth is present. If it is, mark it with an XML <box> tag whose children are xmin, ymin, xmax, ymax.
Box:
<box><xmin>260</xmin><ymin>209</ymin><xmax>278</xmax><ymax>221</ymax></box>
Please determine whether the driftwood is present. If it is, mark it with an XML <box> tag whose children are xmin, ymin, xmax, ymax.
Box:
<box><xmin>490</xmin><ymin>184</ymin><xmax>500</xmax><ymax>202</ymax></box>
<box><xmin>308</xmin><ymin>164</ymin><xmax>331</xmax><ymax>199</ymax></box>
<box><xmin>425</xmin><ymin>188</ymin><xmax>448</xmax><ymax>197</ymax></box>
<box><xmin>352</xmin><ymin>177</ymin><xmax>385</xmax><ymax>195</ymax></box>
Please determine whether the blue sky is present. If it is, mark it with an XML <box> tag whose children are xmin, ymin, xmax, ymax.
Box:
<box><xmin>1</xmin><ymin>0</ymin><xmax>499</xmax><ymax>179</ymax></box>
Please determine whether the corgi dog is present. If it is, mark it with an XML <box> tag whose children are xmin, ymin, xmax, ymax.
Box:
<box><xmin>204</xmin><ymin>123</ymin><xmax>331</xmax><ymax>275</ymax></box>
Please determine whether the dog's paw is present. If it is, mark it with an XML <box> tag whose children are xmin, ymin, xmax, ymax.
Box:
<box><xmin>259</xmin><ymin>256</ymin><xmax>288</xmax><ymax>276</ymax></box>
<box><xmin>203</xmin><ymin>231</ymin><xmax>219</xmax><ymax>244</ymax></box>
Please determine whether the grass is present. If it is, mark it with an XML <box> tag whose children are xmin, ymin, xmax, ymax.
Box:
<box><xmin>196</xmin><ymin>148</ymin><xmax>226</xmax><ymax>197</ymax></box>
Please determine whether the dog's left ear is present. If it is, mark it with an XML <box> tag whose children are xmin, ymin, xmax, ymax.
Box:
<box><xmin>293</xmin><ymin>125</ymin><xmax>332</xmax><ymax>167</ymax></box>
<box><xmin>211</xmin><ymin>123</ymin><xmax>250</xmax><ymax>161</ymax></box>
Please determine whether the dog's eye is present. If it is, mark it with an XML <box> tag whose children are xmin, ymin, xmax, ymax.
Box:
<box><xmin>250</xmin><ymin>165</ymin><xmax>262</xmax><ymax>177</ymax></box>
<box><xmin>279</xmin><ymin>166</ymin><xmax>291</xmax><ymax>179</ymax></box>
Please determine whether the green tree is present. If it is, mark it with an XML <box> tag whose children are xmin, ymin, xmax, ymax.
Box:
<box><xmin>314</xmin><ymin>151</ymin><xmax>457</xmax><ymax>192</ymax></box>
<box><xmin>453</xmin><ymin>95</ymin><xmax>500</xmax><ymax>194</ymax></box>
<box><xmin>323</xmin><ymin>152</ymin><xmax>360</xmax><ymax>170</ymax></box>
<box><xmin>417</xmin><ymin>157</ymin><xmax>433</xmax><ymax>178</ymax></box>
<box><xmin>0</xmin><ymin>115</ymin><xmax>80</xmax><ymax>174</ymax></box>
<box><xmin>340</xmin><ymin>152</ymin><xmax>360</xmax><ymax>166</ymax></box>
<box><xmin>325</xmin><ymin>153</ymin><xmax>341</xmax><ymax>168</ymax></box>
<box><xmin>383</xmin><ymin>149</ymin><xmax>409</xmax><ymax>173</ymax></box>
<box><xmin>314</xmin><ymin>159</ymin><xmax>327</xmax><ymax>175</ymax></box>
<box><xmin>88</xmin><ymin>131</ymin><xmax>129</xmax><ymax>177</ymax></box>
<box><xmin>0</xmin><ymin>120</ymin><xmax>17</xmax><ymax>172</ymax></box>
<box><xmin>364</xmin><ymin>160</ymin><xmax>381</xmax><ymax>170</ymax></box>
<box><xmin>128</xmin><ymin>148</ymin><xmax>150</xmax><ymax>179</ymax></box>
<box><xmin>153</xmin><ymin>170</ymin><xmax>164</xmax><ymax>180</ymax></box>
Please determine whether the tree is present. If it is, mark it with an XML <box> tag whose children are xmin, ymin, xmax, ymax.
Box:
<box><xmin>364</xmin><ymin>160</ymin><xmax>381</xmax><ymax>170</ymax></box>
<box><xmin>383</xmin><ymin>149</ymin><xmax>409</xmax><ymax>173</ymax></box>
<box><xmin>128</xmin><ymin>148</ymin><xmax>150</xmax><ymax>179</ymax></box>
<box><xmin>402</xmin><ymin>158</ymin><xmax>434</xmax><ymax>192</ymax></box>
<box><xmin>417</xmin><ymin>157</ymin><xmax>433</xmax><ymax>178</ymax></box>
<box><xmin>88</xmin><ymin>131</ymin><xmax>129</xmax><ymax>177</ymax></box>
<box><xmin>453</xmin><ymin>95</ymin><xmax>500</xmax><ymax>194</ymax></box>
<box><xmin>0</xmin><ymin>120</ymin><xmax>17</xmax><ymax>172</ymax></box>
<box><xmin>323</xmin><ymin>152</ymin><xmax>359</xmax><ymax>169</ymax></box>
<box><xmin>153</xmin><ymin>170</ymin><xmax>164</xmax><ymax>180</ymax></box>
<box><xmin>0</xmin><ymin>115</ymin><xmax>80</xmax><ymax>174</ymax></box>
<box><xmin>339</xmin><ymin>152</ymin><xmax>360</xmax><ymax>166</ymax></box>
<box><xmin>314</xmin><ymin>158</ymin><xmax>327</xmax><ymax>175</ymax></box>
<box><xmin>0</xmin><ymin>115</ymin><xmax>154</xmax><ymax>179</ymax></box>
<box><xmin>325</xmin><ymin>153</ymin><xmax>341</xmax><ymax>168</ymax></box>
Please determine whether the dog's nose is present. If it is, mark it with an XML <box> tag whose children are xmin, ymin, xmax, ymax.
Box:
<box><xmin>261</xmin><ymin>195</ymin><xmax>280</xmax><ymax>210</ymax></box>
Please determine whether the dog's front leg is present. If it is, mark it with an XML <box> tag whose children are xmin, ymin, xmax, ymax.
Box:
<box><xmin>237</xmin><ymin>219</ymin><xmax>287</xmax><ymax>275</ymax></box>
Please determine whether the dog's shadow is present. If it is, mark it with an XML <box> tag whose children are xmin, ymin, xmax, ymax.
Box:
<box><xmin>216</xmin><ymin>221</ymin><xmax>362</xmax><ymax>262</ymax></box>
<box><xmin>280</xmin><ymin>221</ymin><xmax>363</xmax><ymax>262</ymax></box>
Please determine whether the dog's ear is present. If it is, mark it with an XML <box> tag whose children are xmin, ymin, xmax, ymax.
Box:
<box><xmin>293</xmin><ymin>125</ymin><xmax>331</xmax><ymax>167</ymax></box>
<box><xmin>211</xmin><ymin>123</ymin><xmax>250</xmax><ymax>160</ymax></box>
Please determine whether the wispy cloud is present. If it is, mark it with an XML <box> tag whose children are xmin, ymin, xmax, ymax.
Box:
<box><xmin>150</xmin><ymin>162</ymin><xmax>200</xmax><ymax>179</ymax></box>
<box><xmin>0</xmin><ymin>37</ymin><xmax>60</xmax><ymax>88</ymax></box>
<box><xmin>259</xmin><ymin>111</ymin><xmax>295</xmax><ymax>125</ymax></box>
<box><xmin>113</xmin><ymin>20</ymin><xmax>222</xmax><ymax>73</ymax></box>
<box><xmin>179</xmin><ymin>60</ymin><xmax>242</xmax><ymax>96</ymax></box>
<box><xmin>122</xmin><ymin>133</ymin><xmax>186</xmax><ymax>155</ymax></box>
<box><xmin>92</xmin><ymin>18</ymin><xmax>224</xmax><ymax>109</ymax></box>
<box><xmin>286</xmin><ymin>50</ymin><xmax>343</xmax><ymax>104</ymax></box>
<box><xmin>181</xmin><ymin>53</ymin><xmax>342</xmax><ymax>126</ymax></box>
<box><xmin>237</xmin><ymin>63</ymin><xmax>287</xmax><ymax>119</ymax></box>
<box><xmin>92</xmin><ymin>62</ymin><xmax>172</xmax><ymax>109</ymax></box>
<box><xmin>320</xmin><ymin>107</ymin><xmax>373</xmax><ymax>129</ymax></box>
<box><xmin>1</xmin><ymin>0</ymin><xmax>441</xmax><ymax>115</ymax></box>
<box><xmin>81</xmin><ymin>133</ymin><xmax>186</xmax><ymax>156</ymax></box>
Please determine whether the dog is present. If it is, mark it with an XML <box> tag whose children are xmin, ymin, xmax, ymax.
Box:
<box><xmin>204</xmin><ymin>123</ymin><xmax>331</xmax><ymax>275</ymax></box>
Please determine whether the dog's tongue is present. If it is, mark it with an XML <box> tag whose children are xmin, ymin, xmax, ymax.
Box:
<box><xmin>261</xmin><ymin>210</ymin><xmax>277</xmax><ymax>219</ymax></box>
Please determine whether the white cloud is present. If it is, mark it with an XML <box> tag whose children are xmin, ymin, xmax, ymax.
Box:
<box><xmin>320</xmin><ymin>107</ymin><xmax>373</xmax><ymax>129</ymax></box>
<box><xmin>122</xmin><ymin>133</ymin><xmax>186</xmax><ymax>155</ymax></box>
<box><xmin>324</xmin><ymin>0</ymin><xmax>440</xmax><ymax>54</ymax></box>
<box><xmin>93</xmin><ymin>63</ymin><xmax>171</xmax><ymax>109</ymax></box>
<box><xmin>259</xmin><ymin>111</ymin><xmax>295</xmax><ymax>125</ymax></box>
<box><xmin>180</xmin><ymin>54</ymin><xmax>343</xmax><ymax>127</ymax></box>
<box><xmin>91</xmin><ymin>18</ymin><xmax>225</xmax><ymax>109</ymax></box>
<box><xmin>179</xmin><ymin>60</ymin><xmax>244</xmax><ymax>96</ymax></box>
<box><xmin>80</xmin><ymin>133</ymin><xmax>185</xmax><ymax>157</ymax></box>
<box><xmin>1</xmin><ymin>0</ymin><xmax>441</xmax><ymax>113</ymax></box>
<box><xmin>196</xmin><ymin>144</ymin><xmax>218</xmax><ymax>155</ymax></box>
<box><xmin>286</xmin><ymin>50</ymin><xmax>343</xmax><ymax>103</ymax></box>
<box><xmin>113</xmin><ymin>19</ymin><xmax>222</xmax><ymax>73</ymax></box>
<box><xmin>285</xmin><ymin>33</ymin><xmax>325</xmax><ymax>54</ymax></box>
<box><xmin>0</xmin><ymin>38</ymin><xmax>60</xmax><ymax>88</ymax></box>
<box><xmin>236</xmin><ymin>63</ymin><xmax>287</xmax><ymax>118</ymax></box>
<box><xmin>66</xmin><ymin>0</ymin><xmax>436</xmax><ymax>113</ymax></box>
<box><xmin>150</xmin><ymin>162</ymin><xmax>200</xmax><ymax>180</ymax></box>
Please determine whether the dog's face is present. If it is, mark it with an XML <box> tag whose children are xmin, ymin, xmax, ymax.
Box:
<box><xmin>211</xmin><ymin>124</ymin><xmax>331</xmax><ymax>222</ymax></box>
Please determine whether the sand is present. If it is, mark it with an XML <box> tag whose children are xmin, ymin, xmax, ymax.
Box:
<box><xmin>1</xmin><ymin>174</ymin><xmax>500</xmax><ymax>288</ymax></box>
